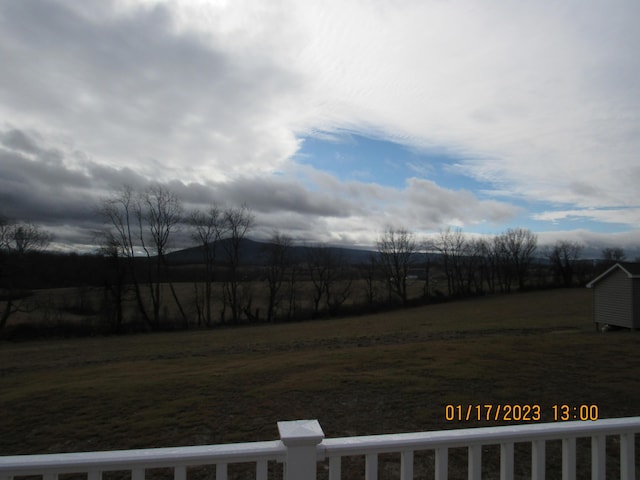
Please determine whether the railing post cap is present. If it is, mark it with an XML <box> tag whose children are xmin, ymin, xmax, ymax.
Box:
<box><xmin>278</xmin><ymin>419</ymin><xmax>325</xmax><ymax>446</ymax></box>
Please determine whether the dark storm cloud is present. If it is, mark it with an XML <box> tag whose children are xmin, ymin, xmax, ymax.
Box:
<box><xmin>210</xmin><ymin>177</ymin><xmax>349</xmax><ymax>218</ymax></box>
<box><xmin>0</xmin><ymin>127</ymin><xmax>146</xmax><ymax>225</ymax></box>
<box><xmin>0</xmin><ymin>148</ymin><xmax>93</xmax><ymax>223</ymax></box>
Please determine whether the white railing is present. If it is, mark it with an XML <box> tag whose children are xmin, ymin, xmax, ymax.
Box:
<box><xmin>0</xmin><ymin>440</ymin><xmax>285</xmax><ymax>480</ymax></box>
<box><xmin>320</xmin><ymin>417</ymin><xmax>640</xmax><ymax>480</ymax></box>
<box><xmin>1</xmin><ymin>417</ymin><xmax>639</xmax><ymax>480</ymax></box>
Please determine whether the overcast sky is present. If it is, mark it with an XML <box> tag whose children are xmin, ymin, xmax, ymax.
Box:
<box><xmin>1</xmin><ymin>0</ymin><xmax>639</xmax><ymax>255</ymax></box>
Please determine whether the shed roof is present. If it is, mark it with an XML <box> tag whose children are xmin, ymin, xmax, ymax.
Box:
<box><xmin>586</xmin><ymin>262</ymin><xmax>640</xmax><ymax>288</ymax></box>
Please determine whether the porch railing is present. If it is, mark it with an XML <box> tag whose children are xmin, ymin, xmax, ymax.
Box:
<box><xmin>1</xmin><ymin>417</ymin><xmax>639</xmax><ymax>480</ymax></box>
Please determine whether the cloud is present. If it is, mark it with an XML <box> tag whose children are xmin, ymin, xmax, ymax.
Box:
<box><xmin>0</xmin><ymin>0</ymin><xmax>638</xmax><ymax>251</ymax></box>
<box><xmin>0</xmin><ymin>126</ymin><xmax>147</xmax><ymax>225</ymax></box>
<box><xmin>0</xmin><ymin>122</ymin><xmax>519</xmax><ymax>248</ymax></box>
<box><xmin>284</xmin><ymin>0</ymin><xmax>640</xmax><ymax>211</ymax></box>
<box><xmin>537</xmin><ymin>229</ymin><xmax>640</xmax><ymax>259</ymax></box>
<box><xmin>234</xmin><ymin>171</ymin><xmax>519</xmax><ymax>244</ymax></box>
<box><xmin>0</xmin><ymin>129</ymin><xmax>44</xmax><ymax>155</ymax></box>
<box><xmin>401</xmin><ymin>178</ymin><xmax>520</xmax><ymax>229</ymax></box>
<box><xmin>533</xmin><ymin>208</ymin><xmax>640</xmax><ymax>228</ymax></box>
<box><xmin>0</xmin><ymin>0</ymin><xmax>304</xmax><ymax>182</ymax></box>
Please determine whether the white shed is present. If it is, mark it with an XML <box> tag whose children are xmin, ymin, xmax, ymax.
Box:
<box><xmin>586</xmin><ymin>262</ymin><xmax>640</xmax><ymax>329</ymax></box>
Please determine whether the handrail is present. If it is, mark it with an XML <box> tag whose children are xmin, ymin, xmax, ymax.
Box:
<box><xmin>0</xmin><ymin>440</ymin><xmax>285</xmax><ymax>476</ymax></box>
<box><xmin>320</xmin><ymin>417</ymin><xmax>640</xmax><ymax>456</ymax></box>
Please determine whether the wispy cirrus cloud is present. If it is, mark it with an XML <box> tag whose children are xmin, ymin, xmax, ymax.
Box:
<box><xmin>533</xmin><ymin>207</ymin><xmax>640</xmax><ymax>227</ymax></box>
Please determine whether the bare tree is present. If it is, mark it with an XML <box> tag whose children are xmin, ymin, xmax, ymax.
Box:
<box><xmin>500</xmin><ymin>228</ymin><xmax>537</xmax><ymax>291</ymax></box>
<box><xmin>305</xmin><ymin>244</ymin><xmax>332</xmax><ymax>317</ymax></box>
<box><xmin>325</xmin><ymin>257</ymin><xmax>353</xmax><ymax>316</ymax></box>
<box><xmin>0</xmin><ymin>217</ymin><xmax>52</xmax><ymax>329</ymax></box>
<box><xmin>99</xmin><ymin>185</ymin><xmax>152</xmax><ymax>329</ymax></box>
<box><xmin>263</xmin><ymin>232</ymin><xmax>292</xmax><ymax>322</ymax></box>
<box><xmin>474</xmin><ymin>238</ymin><xmax>495</xmax><ymax>294</ymax></box>
<box><xmin>305</xmin><ymin>244</ymin><xmax>352</xmax><ymax>316</ymax></box>
<box><xmin>376</xmin><ymin>228</ymin><xmax>417</xmax><ymax>304</ymax></box>
<box><xmin>358</xmin><ymin>253</ymin><xmax>381</xmax><ymax>305</ymax></box>
<box><xmin>462</xmin><ymin>237</ymin><xmax>486</xmax><ymax>295</ymax></box>
<box><xmin>0</xmin><ymin>216</ymin><xmax>9</xmax><ymax>251</ymax></box>
<box><xmin>188</xmin><ymin>204</ymin><xmax>224</xmax><ymax>327</ymax></box>
<box><xmin>489</xmin><ymin>233</ymin><xmax>513</xmax><ymax>293</ymax></box>
<box><xmin>136</xmin><ymin>185</ymin><xmax>187</xmax><ymax>328</ymax></box>
<box><xmin>5</xmin><ymin>222</ymin><xmax>53</xmax><ymax>254</ymax></box>
<box><xmin>99</xmin><ymin>185</ymin><xmax>186</xmax><ymax>330</ymax></box>
<box><xmin>284</xmin><ymin>259</ymin><xmax>301</xmax><ymax>321</ymax></box>
<box><xmin>432</xmin><ymin>228</ymin><xmax>466</xmax><ymax>297</ymax></box>
<box><xmin>601</xmin><ymin>247</ymin><xmax>626</xmax><ymax>268</ymax></box>
<box><xmin>421</xmin><ymin>250</ymin><xmax>434</xmax><ymax>299</ymax></box>
<box><xmin>548</xmin><ymin>240</ymin><xmax>583</xmax><ymax>287</ymax></box>
<box><xmin>219</xmin><ymin>205</ymin><xmax>254</xmax><ymax>324</ymax></box>
<box><xmin>98</xmin><ymin>231</ymin><xmax>130</xmax><ymax>333</ymax></box>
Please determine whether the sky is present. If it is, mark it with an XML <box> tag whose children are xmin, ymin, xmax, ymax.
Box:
<box><xmin>1</xmin><ymin>0</ymin><xmax>639</xmax><ymax>256</ymax></box>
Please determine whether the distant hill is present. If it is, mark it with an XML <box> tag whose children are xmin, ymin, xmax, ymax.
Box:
<box><xmin>165</xmin><ymin>237</ymin><xmax>622</xmax><ymax>268</ymax></box>
<box><xmin>164</xmin><ymin>238</ymin><xmax>378</xmax><ymax>266</ymax></box>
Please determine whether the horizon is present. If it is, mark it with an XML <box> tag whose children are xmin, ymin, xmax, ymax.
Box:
<box><xmin>30</xmin><ymin>233</ymin><xmax>638</xmax><ymax>263</ymax></box>
<box><xmin>1</xmin><ymin>1</ymin><xmax>638</xmax><ymax>256</ymax></box>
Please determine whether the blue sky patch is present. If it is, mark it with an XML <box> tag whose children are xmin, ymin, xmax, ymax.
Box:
<box><xmin>296</xmin><ymin>132</ymin><xmax>491</xmax><ymax>194</ymax></box>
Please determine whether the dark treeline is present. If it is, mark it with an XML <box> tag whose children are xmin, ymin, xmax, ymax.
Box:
<box><xmin>0</xmin><ymin>186</ymin><xmax>635</xmax><ymax>338</ymax></box>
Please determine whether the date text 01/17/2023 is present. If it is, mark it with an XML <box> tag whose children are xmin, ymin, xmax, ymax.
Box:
<box><xmin>444</xmin><ymin>404</ymin><xmax>600</xmax><ymax>422</ymax></box>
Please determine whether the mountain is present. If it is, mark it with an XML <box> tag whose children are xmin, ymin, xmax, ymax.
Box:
<box><xmin>166</xmin><ymin>237</ymin><xmax>626</xmax><ymax>268</ymax></box>
<box><xmin>164</xmin><ymin>238</ymin><xmax>378</xmax><ymax>266</ymax></box>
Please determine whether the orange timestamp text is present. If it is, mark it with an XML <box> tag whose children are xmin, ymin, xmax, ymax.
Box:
<box><xmin>445</xmin><ymin>404</ymin><xmax>599</xmax><ymax>422</ymax></box>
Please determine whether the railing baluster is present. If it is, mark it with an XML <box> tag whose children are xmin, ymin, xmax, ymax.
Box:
<box><xmin>365</xmin><ymin>453</ymin><xmax>377</xmax><ymax>480</ymax></box>
<box><xmin>531</xmin><ymin>439</ymin><xmax>545</xmax><ymax>480</ymax></box>
<box><xmin>435</xmin><ymin>446</ymin><xmax>448</xmax><ymax>480</ymax></box>
<box><xmin>561</xmin><ymin>437</ymin><xmax>576</xmax><ymax>480</ymax></box>
<box><xmin>468</xmin><ymin>445</ymin><xmax>481</xmax><ymax>480</ymax></box>
<box><xmin>591</xmin><ymin>435</ymin><xmax>606</xmax><ymax>480</ymax></box>
<box><xmin>255</xmin><ymin>460</ymin><xmax>268</xmax><ymax>480</ymax></box>
<box><xmin>400</xmin><ymin>450</ymin><xmax>413</xmax><ymax>480</ymax></box>
<box><xmin>619</xmin><ymin>433</ymin><xmax>635</xmax><ymax>480</ymax></box>
<box><xmin>215</xmin><ymin>463</ymin><xmax>227</xmax><ymax>480</ymax></box>
<box><xmin>500</xmin><ymin>442</ymin><xmax>513</xmax><ymax>480</ymax></box>
<box><xmin>133</xmin><ymin>468</ymin><xmax>145</xmax><ymax>480</ymax></box>
<box><xmin>173</xmin><ymin>466</ymin><xmax>186</xmax><ymax>480</ymax></box>
<box><xmin>328</xmin><ymin>456</ymin><xmax>341</xmax><ymax>480</ymax></box>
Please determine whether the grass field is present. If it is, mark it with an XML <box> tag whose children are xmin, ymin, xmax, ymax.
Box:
<box><xmin>1</xmin><ymin>288</ymin><xmax>639</xmax><ymax>478</ymax></box>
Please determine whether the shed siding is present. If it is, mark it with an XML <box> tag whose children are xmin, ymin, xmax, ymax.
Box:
<box><xmin>633</xmin><ymin>279</ymin><xmax>640</xmax><ymax>328</ymax></box>
<box><xmin>593</xmin><ymin>268</ymin><xmax>633</xmax><ymax>328</ymax></box>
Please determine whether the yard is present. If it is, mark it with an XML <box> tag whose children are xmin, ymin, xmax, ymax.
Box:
<box><xmin>1</xmin><ymin>288</ymin><xmax>639</xmax><ymax>478</ymax></box>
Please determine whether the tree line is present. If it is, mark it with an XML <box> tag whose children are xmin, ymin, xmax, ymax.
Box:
<box><xmin>375</xmin><ymin>227</ymin><xmax>601</xmax><ymax>303</ymax></box>
<box><xmin>0</xmin><ymin>185</ymin><xmax>635</xmax><ymax>336</ymax></box>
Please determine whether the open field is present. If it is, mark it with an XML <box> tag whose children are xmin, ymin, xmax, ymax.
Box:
<box><xmin>1</xmin><ymin>288</ymin><xmax>640</xmax><ymax>478</ymax></box>
<box><xmin>2</xmin><ymin>278</ymin><xmax>413</xmax><ymax>332</ymax></box>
